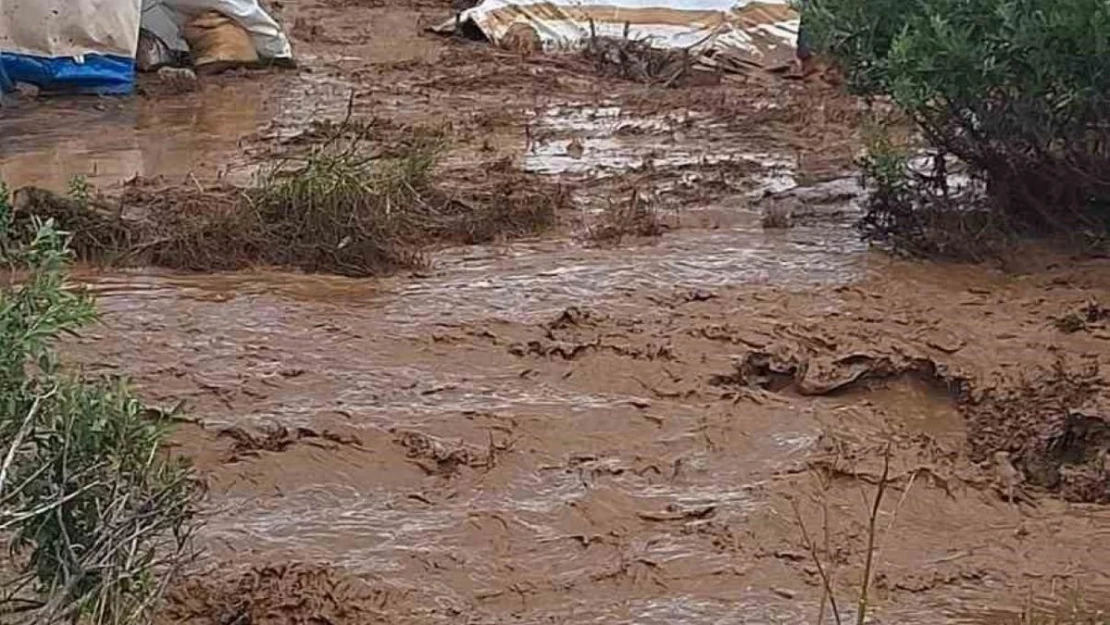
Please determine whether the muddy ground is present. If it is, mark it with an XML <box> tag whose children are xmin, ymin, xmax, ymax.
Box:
<box><xmin>3</xmin><ymin>0</ymin><xmax>1110</xmax><ymax>623</ymax></box>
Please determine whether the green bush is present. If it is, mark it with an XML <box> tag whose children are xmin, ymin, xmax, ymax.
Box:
<box><xmin>0</xmin><ymin>183</ymin><xmax>199</xmax><ymax>625</ymax></box>
<box><xmin>806</xmin><ymin>0</ymin><xmax>1110</xmax><ymax>252</ymax></box>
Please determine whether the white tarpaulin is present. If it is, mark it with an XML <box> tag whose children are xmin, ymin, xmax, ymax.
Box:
<box><xmin>142</xmin><ymin>0</ymin><xmax>293</xmax><ymax>60</ymax></box>
<box><xmin>438</xmin><ymin>0</ymin><xmax>799</xmax><ymax>71</ymax></box>
<box><xmin>1</xmin><ymin>0</ymin><xmax>290</xmax><ymax>93</ymax></box>
<box><xmin>0</xmin><ymin>0</ymin><xmax>140</xmax><ymax>59</ymax></box>
<box><xmin>0</xmin><ymin>0</ymin><xmax>141</xmax><ymax>94</ymax></box>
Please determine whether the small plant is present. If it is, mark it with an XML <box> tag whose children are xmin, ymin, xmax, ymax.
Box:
<box><xmin>791</xmin><ymin>442</ymin><xmax>903</xmax><ymax>625</ymax></box>
<box><xmin>67</xmin><ymin>175</ymin><xmax>92</xmax><ymax>205</ymax></box>
<box><xmin>253</xmin><ymin>124</ymin><xmax>446</xmax><ymax>274</ymax></box>
<box><xmin>584</xmin><ymin>189</ymin><xmax>666</xmax><ymax>245</ymax></box>
<box><xmin>855</xmin><ymin>130</ymin><xmax>1007</xmax><ymax>260</ymax></box>
<box><xmin>0</xmin><ymin>181</ymin><xmax>11</xmax><ymax>250</ymax></box>
<box><xmin>1053</xmin><ymin>300</ymin><xmax>1110</xmax><ymax>334</ymax></box>
<box><xmin>0</xmin><ymin>208</ymin><xmax>199</xmax><ymax>625</ymax></box>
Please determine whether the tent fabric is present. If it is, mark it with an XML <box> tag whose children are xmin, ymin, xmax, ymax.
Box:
<box><xmin>0</xmin><ymin>0</ymin><xmax>141</xmax><ymax>59</ymax></box>
<box><xmin>0</xmin><ymin>0</ymin><xmax>141</xmax><ymax>94</ymax></box>
<box><xmin>142</xmin><ymin>0</ymin><xmax>293</xmax><ymax>60</ymax></box>
<box><xmin>0</xmin><ymin>0</ymin><xmax>290</xmax><ymax>95</ymax></box>
<box><xmin>437</xmin><ymin>0</ymin><xmax>799</xmax><ymax>72</ymax></box>
<box><xmin>0</xmin><ymin>53</ymin><xmax>135</xmax><ymax>95</ymax></box>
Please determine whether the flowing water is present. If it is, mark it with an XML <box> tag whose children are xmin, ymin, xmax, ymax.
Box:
<box><xmin>4</xmin><ymin>10</ymin><xmax>1110</xmax><ymax>623</ymax></box>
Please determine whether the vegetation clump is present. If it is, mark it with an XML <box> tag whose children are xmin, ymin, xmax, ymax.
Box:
<box><xmin>583</xmin><ymin>189</ymin><xmax>667</xmax><ymax>245</ymax></box>
<box><xmin>580</xmin><ymin>20</ymin><xmax>712</xmax><ymax>87</ymax></box>
<box><xmin>806</xmin><ymin>0</ymin><xmax>1110</xmax><ymax>257</ymax></box>
<box><xmin>0</xmin><ymin>182</ymin><xmax>200</xmax><ymax>625</ymax></box>
<box><xmin>250</xmin><ymin>125</ymin><xmax>446</xmax><ymax>274</ymax></box>
<box><xmin>10</xmin><ymin>121</ymin><xmax>567</xmax><ymax>277</ymax></box>
<box><xmin>583</xmin><ymin>35</ymin><xmax>700</xmax><ymax>87</ymax></box>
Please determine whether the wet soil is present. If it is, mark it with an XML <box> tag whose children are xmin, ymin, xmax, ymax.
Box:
<box><xmin>66</xmin><ymin>257</ymin><xmax>1110</xmax><ymax>624</ymax></box>
<box><xmin>5</xmin><ymin>0</ymin><xmax>1110</xmax><ymax>623</ymax></box>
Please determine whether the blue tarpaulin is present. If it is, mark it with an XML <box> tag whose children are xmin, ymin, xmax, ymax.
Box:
<box><xmin>0</xmin><ymin>0</ymin><xmax>292</xmax><ymax>96</ymax></box>
<box><xmin>0</xmin><ymin>53</ymin><xmax>135</xmax><ymax>95</ymax></box>
<box><xmin>0</xmin><ymin>56</ymin><xmax>13</xmax><ymax>93</ymax></box>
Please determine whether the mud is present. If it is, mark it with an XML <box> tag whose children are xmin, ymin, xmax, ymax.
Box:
<box><xmin>5</xmin><ymin>0</ymin><xmax>1110</xmax><ymax>623</ymax></box>
<box><xmin>59</xmin><ymin>258</ymin><xmax>1110</xmax><ymax>625</ymax></box>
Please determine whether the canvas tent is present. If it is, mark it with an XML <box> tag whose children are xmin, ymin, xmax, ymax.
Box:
<box><xmin>435</xmin><ymin>0</ymin><xmax>799</xmax><ymax>72</ymax></box>
<box><xmin>0</xmin><ymin>0</ymin><xmax>292</xmax><ymax>95</ymax></box>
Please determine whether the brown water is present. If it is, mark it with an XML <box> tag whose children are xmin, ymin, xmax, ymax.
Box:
<box><xmin>6</xmin><ymin>3</ymin><xmax>1110</xmax><ymax>623</ymax></box>
<box><xmin>0</xmin><ymin>71</ymin><xmax>355</xmax><ymax>191</ymax></box>
<box><xmin>71</xmin><ymin>254</ymin><xmax>1110</xmax><ymax>625</ymax></box>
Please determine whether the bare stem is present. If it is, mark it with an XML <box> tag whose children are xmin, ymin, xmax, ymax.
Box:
<box><xmin>856</xmin><ymin>443</ymin><xmax>892</xmax><ymax>625</ymax></box>
<box><xmin>791</xmin><ymin>497</ymin><xmax>843</xmax><ymax>625</ymax></box>
<box><xmin>0</xmin><ymin>391</ymin><xmax>51</xmax><ymax>495</ymax></box>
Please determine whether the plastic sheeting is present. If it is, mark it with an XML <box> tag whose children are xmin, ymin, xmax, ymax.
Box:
<box><xmin>0</xmin><ymin>0</ymin><xmax>291</xmax><ymax>95</ymax></box>
<box><xmin>0</xmin><ymin>0</ymin><xmax>141</xmax><ymax>60</ymax></box>
<box><xmin>0</xmin><ymin>54</ymin><xmax>136</xmax><ymax>95</ymax></box>
<box><xmin>142</xmin><ymin>0</ymin><xmax>293</xmax><ymax>61</ymax></box>
<box><xmin>0</xmin><ymin>0</ymin><xmax>140</xmax><ymax>94</ymax></box>
<box><xmin>436</xmin><ymin>0</ymin><xmax>799</xmax><ymax>72</ymax></box>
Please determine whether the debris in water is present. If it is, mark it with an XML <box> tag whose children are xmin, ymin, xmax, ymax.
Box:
<box><xmin>583</xmin><ymin>34</ymin><xmax>709</xmax><ymax>88</ymax></box>
<box><xmin>156</xmin><ymin>66</ymin><xmax>199</xmax><ymax>94</ymax></box>
<box><xmin>566</xmin><ymin>136</ymin><xmax>585</xmax><ymax>159</ymax></box>
<box><xmin>164</xmin><ymin>563</ymin><xmax>382</xmax><ymax>625</ymax></box>
<box><xmin>761</xmin><ymin>197</ymin><xmax>794</xmax><ymax>229</ymax></box>
<box><xmin>583</xmin><ymin>189</ymin><xmax>667</xmax><ymax>245</ymax></box>
<box><xmin>7</xmin><ymin>122</ymin><xmax>568</xmax><ymax>277</ymax></box>
<box><xmin>636</xmin><ymin>503</ymin><xmax>716</xmax><ymax>522</ymax></box>
<box><xmin>1053</xmin><ymin>300</ymin><xmax>1110</xmax><ymax>334</ymax></box>
<box><xmin>771</xmin><ymin>587</ymin><xmax>798</xmax><ymax>599</ymax></box>
<box><xmin>217</xmin><ymin>423</ymin><xmax>361</xmax><ymax>462</ymax></box>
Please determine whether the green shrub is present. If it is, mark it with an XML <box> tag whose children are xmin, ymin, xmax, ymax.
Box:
<box><xmin>0</xmin><ymin>187</ymin><xmax>199</xmax><ymax>625</ymax></box>
<box><xmin>856</xmin><ymin>128</ymin><xmax>1020</xmax><ymax>259</ymax></box>
<box><xmin>806</xmin><ymin>0</ymin><xmax>1110</xmax><ymax>252</ymax></box>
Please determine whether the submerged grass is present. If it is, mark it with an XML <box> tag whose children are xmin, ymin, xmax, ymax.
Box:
<box><xmin>10</xmin><ymin>120</ymin><xmax>567</xmax><ymax>277</ymax></box>
<box><xmin>581</xmin><ymin>21</ymin><xmax>708</xmax><ymax>87</ymax></box>
<box><xmin>251</xmin><ymin>124</ymin><xmax>445</xmax><ymax>275</ymax></box>
<box><xmin>582</xmin><ymin>189</ymin><xmax>667</xmax><ymax>245</ymax></box>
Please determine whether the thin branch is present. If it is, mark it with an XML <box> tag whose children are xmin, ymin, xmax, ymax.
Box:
<box><xmin>0</xmin><ymin>480</ymin><xmax>106</xmax><ymax>531</ymax></box>
<box><xmin>0</xmin><ymin>390</ymin><xmax>52</xmax><ymax>494</ymax></box>
<box><xmin>819</xmin><ymin>469</ymin><xmax>835</xmax><ymax>625</ymax></box>
<box><xmin>791</xmin><ymin>497</ymin><xmax>843</xmax><ymax>625</ymax></box>
<box><xmin>856</xmin><ymin>443</ymin><xmax>892</xmax><ymax>625</ymax></box>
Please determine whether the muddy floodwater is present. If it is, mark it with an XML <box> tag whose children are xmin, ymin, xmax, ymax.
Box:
<box><xmin>4</xmin><ymin>1</ymin><xmax>1110</xmax><ymax>624</ymax></box>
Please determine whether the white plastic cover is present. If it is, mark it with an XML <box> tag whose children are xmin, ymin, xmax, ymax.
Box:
<box><xmin>438</xmin><ymin>0</ymin><xmax>798</xmax><ymax>71</ymax></box>
<box><xmin>0</xmin><ymin>0</ymin><xmax>142</xmax><ymax>59</ymax></box>
<box><xmin>141</xmin><ymin>0</ymin><xmax>293</xmax><ymax>59</ymax></box>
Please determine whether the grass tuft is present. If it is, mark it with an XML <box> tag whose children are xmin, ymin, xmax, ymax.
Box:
<box><xmin>8</xmin><ymin>120</ymin><xmax>568</xmax><ymax>277</ymax></box>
